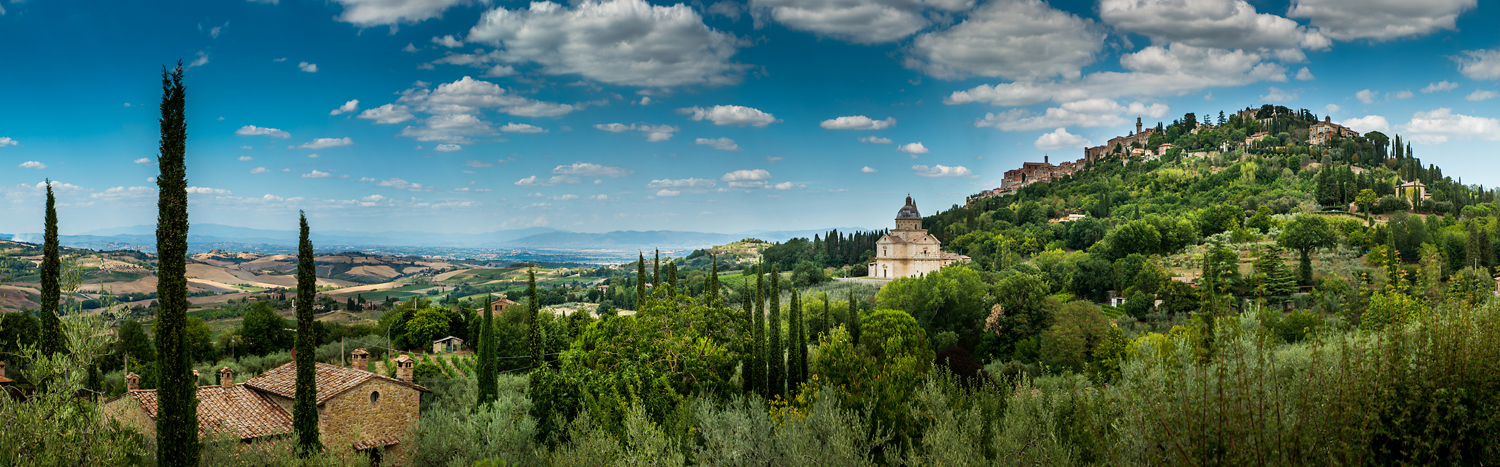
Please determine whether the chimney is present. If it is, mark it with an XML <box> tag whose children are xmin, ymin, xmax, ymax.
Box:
<box><xmin>126</xmin><ymin>372</ymin><xmax>140</xmax><ymax>391</ymax></box>
<box><xmin>0</xmin><ymin>360</ymin><xmax>5</xmax><ymax>380</ymax></box>
<box><xmin>193</xmin><ymin>370</ymin><xmax>201</xmax><ymax>386</ymax></box>
<box><xmin>395</xmin><ymin>354</ymin><xmax>415</xmax><ymax>381</ymax></box>
<box><xmin>219</xmin><ymin>367</ymin><xmax>234</xmax><ymax>387</ymax></box>
<box><xmin>351</xmin><ymin>348</ymin><xmax>370</xmax><ymax>372</ymax></box>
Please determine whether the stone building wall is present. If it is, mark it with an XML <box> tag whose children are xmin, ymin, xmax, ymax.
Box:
<box><xmin>319</xmin><ymin>378</ymin><xmax>421</xmax><ymax>461</ymax></box>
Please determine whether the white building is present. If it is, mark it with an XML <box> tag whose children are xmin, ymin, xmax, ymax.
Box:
<box><xmin>868</xmin><ymin>196</ymin><xmax>970</xmax><ymax>279</ymax></box>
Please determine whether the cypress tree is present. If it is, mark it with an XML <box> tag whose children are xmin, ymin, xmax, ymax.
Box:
<box><xmin>788</xmin><ymin>290</ymin><xmax>803</xmax><ymax>388</ymax></box>
<box><xmin>528</xmin><ymin>268</ymin><xmax>542</xmax><ymax>367</ymax></box>
<box><xmin>39</xmin><ymin>181</ymin><xmax>62</xmax><ymax>356</ymax></box>
<box><xmin>847</xmin><ymin>288</ymin><xmax>861</xmax><ymax>346</ymax></box>
<box><xmin>820</xmin><ymin>293</ymin><xmax>830</xmax><ymax>341</ymax></box>
<box><xmin>754</xmin><ymin>266</ymin><xmax>766</xmax><ymax>395</ymax></box>
<box><xmin>667</xmin><ymin>261</ymin><xmax>678</xmax><ymax>297</ymax></box>
<box><xmin>768</xmin><ymin>265</ymin><xmax>784</xmax><ymax>399</ymax></box>
<box><xmin>293</xmin><ymin>212</ymin><xmax>322</xmax><ymax>455</ymax></box>
<box><xmin>154</xmin><ymin>62</ymin><xmax>199</xmax><ymax>467</ymax></box>
<box><xmin>706</xmin><ymin>254</ymin><xmax>719</xmax><ymax>306</ymax></box>
<box><xmin>636</xmin><ymin>252</ymin><xmax>647</xmax><ymax>307</ymax></box>
<box><xmin>476</xmin><ymin>296</ymin><xmax>497</xmax><ymax>406</ymax></box>
<box><xmin>653</xmin><ymin>250</ymin><xmax>661</xmax><ymax>294</ymax></box>
<box><xmin>741</xmin><ymin>280</ymin><xmax>757</xmax><ymax>395</ymax></box>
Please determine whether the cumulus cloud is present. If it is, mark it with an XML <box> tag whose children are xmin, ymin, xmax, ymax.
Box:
<box><xmin>906</xmin><ymin>0</ymin><xmax>1105</xmax><ymax>81</ymax></box>
<box><xmin>1356</xmin><ymin>89</ymin><xmax>1377</xmax><ymax>104</ymax></box>
<box><xmin>367</xmin><ymin>76</ymin><xmax>575</xmax><ymax>143</ymax></box>
<box><xmin>18</xmin><ymin>161</ymin><xmax>46</xmax><ymax>169</ymax></box>
<box><xmin>678</xmin><ymin>105</ymin><xmax>780</xmax><ymax>127</ymax></box>
<box><xmin>975</xmin><ymin>99</ymin><xmax>1168</xmax><ymax>131</ymax></box>
<box><xmin>861</xmin><ymin>166</ymin><xmax>878</xmax><ymax>173</ymax></box>
<box><xmin>251</xmin><ymin>167</ymin><xmax>271</xmax><ymax>174</ymax></box>
<box><xmin>514</xmin><ymin>175</ymin><xmax>581</xmax><ymax>186</ymax></box>
<box><xmin>331</xmin><ymin>0</ymin><xmax>471</xmax><ymax>26</ymax></box>
<box><xmin>1288</xmin><ymin>0</ymin><xmax>1475</xmax><ymax>42</ymax></box>
<box><xmin>1401</xmin><ymin>108</ymin><xmax>1500</xmax><ymax>144</ymax></box>
<box><xmin>749</xmin><ymin>0</ymin><xmax>972</xmax><ymax>45</ymax></box>
<box><xmin>398</xmin><ymin>114</ymin><xmax>496</xmax><ymax>144</ymax></box>
<box><xmin>369</xmin><ymin>177</ymin><xmax>433</xmax><ymax>191</ymax></box>
<box><xmin>1261</xmin><ymin>87</ymin><xmax>1299</xmax><ymax>102</ymax></box>
<box><xmin>435</xmin><ymin>143</ymin><xmax>463</xmax><ymax>152</ymax></box>
<box><xmin>186</xmin><ymin>187</ymin><xmax>231</xmax><ymax>195</ymax></box>
<box><xmin>330</xmin><ymin>99</ymin><xmax>360</xmax><ymax>115</ymax></box>
<box><xmin>466</xmin><ymin>0</ymin><xmax>750</xmax><ymax>87</ymax></box>
<box><xmin>1295</xmin><ymin>67</ymin><xmax>1315</xmax><ymax>81</ymax></box>
<box><xmin>298</xmin><ymin>62</ymin><xmax>318</xmax><ymax>73</ymax></box>
<box><xmin>1454</xmin><ymin>47</ymin><xmax>1500</xmax><ymax>81</ymax></box>
<box><xmin>648</xmin><ymin>178</ymin><xmax>717</xmax><ymax>189</ymax></box>
<box><xmin>499</xmin><ymin>123</ymin><xmax>547</xmax><ymax>133</ymax></box>
<box><xmin>238</xmin><ymin>156</ymin><xmax>253</xmax><ymax>161</ymax></box>
<box><xmin>236</xmin><ymin>125</ymin><xmax>290</xmax><ymax>138</ymax></box>
<box><xmin>299</xmin><ymin>137</ymin><xmax>353</xmax><ymax>149</ymax></box>
<box><xmin>897</xmin><ymin>142</ymin><xmax>929</xmax><ymax>154</ymax></box>
<box><xmin>432</xmin><ymin>35</ymin><xmax>464</xmax><ymax>48</ymax></box>
<box><xmin>655</xmin><ymin>189</ymin><xmax>681</xmax><ymax>197</ymax></box>
<box><xmin>463</xmin><ymin>159</ymin><xmax>493</xmax><ymax>168</ymax></box>
<box><xmin>358</xmin><ymin>104</ymin><xmax>416</xmax><ymax>124</ymax></box>
<box><xmin>1422</xmin><ymin>81</ymin><xmax>1460</xmax><ymax>93</ymax></box>
<box><xmin>720</xmin><ymin>169</ymin><xmax>773</xmax><ymax>188</ymax></box>
<box><xmin>1392</xmin><ymin>90</ymin><xmax>1414</xmax><ymax>100</ymax></box>
<box><xmin>1034</xmin><ymin>128</ymin><xmax>1093</xmax><ymax>150</ymax></box>
<box><xmin>0</xmin><ymin>137</ymin><xmax>16</xmax><ymax>146</ymax></box>
<box><xmin>859</xmin><ymin>136</ymin><xmax>893</xmax><ymax>144</ymax></box>
<box><xmin>820</xmin><ymin>115</ymin><xmax>896</xmax><ymax>130</ymax></box>
<box><xmin>696</xmin><ymin>137</ymin><xmax>740</xmax><ymax>151</ymax></box>
<box><xmin>911</xmin><ymin>164</ymin><xmax>975</xmax><ymax>178</ymax></box>
<box><xmin>1341</xmin><ymin>115</ymin><xmax>1390</xmax><ymax>133</ymax></box>
<box><xmin>302</xmin><ymin>170</ymin><xmax>331</xmax><ymax>178</ymax></box>
<box><xmin>593</xmin><ymin>122</ymin><xmax>679</xmax><ymax>141</ymax></box>
<box><xmin>134</xmin><ymin>158</ymin><xmax>152</xmax><ymax>164</ymax></box>
<box><xmin>1466</xmin><ymin>90</ymin><xmax>1498</xmax><ymax>101</ymax></box>
<box><xmin>1100</xmin><ymin>0</ymin><xmax>1329</xmax><ymax>51</ymax></box>
<box><xmin>1326</xmin><ymin>104</ymin><xmax>1341</xmax><ymax>114</ymax></box>
<box><xmin>553</xmin><ymin>162</ymin><xmax>633</xmax><ymax>178</ymax></box>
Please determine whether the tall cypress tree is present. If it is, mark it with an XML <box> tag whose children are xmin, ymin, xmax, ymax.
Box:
<box><xmin>753</xmin><ymin>266</ymin><xmax>766</xmax><ymax>395</ymax></box>
<box><xmin>847</xmin><ymin>288</ymin><xmax>861</xmax><ymax>346</ymax></box>
<box><xmin>39</xmin><ymin>181</ymin><xmax>62</xmax><ymax>356</ymax></box>
<box><xmin>788</xmin><ymin>290</ymin><xmax>802</xmax><ymax>389</ymax></box>
<box><xmin>528</xmin><ymin>268</ymin><xmax>542</xmax><ymax>367</ymax></box>
<box><xmin>293</xmin><ymin>212</ymin><xmax>322</xmax><ymax>455</ymax></box>
<box><xmin>636</xmin><ymin>252</ymin><xmax>647</xmax><ymax>307</ymax></box>
<box><xmin>706</xmin><ymin>254</ymin><xmax>719</xmax><ymax>306</ymax></box>
<box><xmin>476</xmin><ymin>296</ymin><xmax>497</xmax><ymax>406</ymax></box>
<box><xmin>653</xmin><ymin>250</ymin><xmax>661</xmax><ymax>293</ymax></box>
<box><xmin>768</xmin><ymin>265</ymin><xmax>784</xmax><ymax>399</ymax></box>
<box><xmin>820</xmin><ymin>293</ymin><xmax>830</xmax><ymax>342</ymax></box>
<box><xmin>667</xmin><ymin>261</ymin><xmax>678</xmax><ymax>297</ymax></box>
<box><xmin>154</xmin><ymin>62</ymin><xmax>199</xmax><ymax>467</ymax></box>
<box><xmin>741</xmin><ymin>280</ymin><xmax>757</xmax><ymax>395</ymax></box>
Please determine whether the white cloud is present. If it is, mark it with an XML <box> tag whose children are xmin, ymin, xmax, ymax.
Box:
<box><xmin>1288</xmin><ymin>0</ymin><xmax>1475</xmax><ymax>42</ymax></box>
<box><xmin>1454</xmin><ymin>47</ymin><xmax>1500</xmax><ymax>80</ymax></box>
<box><xmin>858</xmin><ymin>136</ymin><xmax>893</xmax><ymax>144</ymax></box>
<box><xmin>251</xmin><ymin>167</ymin><xmax>271</xmax><ymax>174</ymax></box>
<box><xmin>186</xmin><ymin>187</ymin><xmax>231</xmax><ymax>195</ymax></box>
<box><xmin>648</xmin><ymin>178</ymin><xmax>716</xmax><ymax>189</ymax></box>
<box><xmin>435</xmin><ymin>143</ymin><xmax>463</xmax><ymax>152</ymax></box>
<box><xmin>1295</xmin><ymin>67</ymin><xmax>1315</xmax><ymax>81</ymax></box>
<box><xmin>556</xmin><ymin>194</ymin><xmax>579</xmax><ymax>200</ymax></box>
<box><xmin>299</xmin><ymin>137</ymin><xmax>353</xmax><ymax>149</ymax></box>
<box><xmin>592</xmin><ymin>194</ymin><xmax>610</xmax><ymax>200</ymax></box>
<box><xmin>330</xmin><ymin>99</ymin><xmax>360</xmax><ymax>115</ymax></box>
<box><xmin>240</xmin><ymin>145</ymin><xmax>252</xmax><ymax>149</ymax></box>
<box><xmin>499</xmin><ymin>123</ymin><xmax>547</xmax><ymax>133</ymax></box>
<box><xmin>911</xmin><ymin>164</ymin><xmax>975</xmax><ymax>178</ymax></box>
<box><xmin>298</xmin><ymin>62</ymin><xmax>318</xmax><ymax>73</ymax></box>
<box><xmin>238</xmin><ymin>156</ymin><xmax>253</xmax><ymax>161</ymax></box>
<box><xmin>369</xmin><ymin>177</ymin><xmax>433</xmax><ymax>191</ymax></box>
<box><xmin>307</xmin><ymin>154</ymin><xmax>320</xmax><ymax>158</ymax></box>
<box><xmin>1466</xmin><ymin>90</ymin><xmax>1499</xmax><ymax>101</ymax></box>
<box><xmin>820</xmin><ymin>115</ymin><xmax>896</xmax><ymax>130</ymax></box>
<box><xmin>975</xmin><ymin>99</ymin><xmax>1169</xmax><ymax>131</ymax></box>
<box><xmin>678</xmin><ymin>105</ymin><xmax>780</xmax><ymax>127</ymax></box>
<box><xmin>906</xmin><ymin>0</ymin><xmax>1104</xmax><ymax>81</ymax></box>
<box><xmin>1392</xmin><ymin>90</ymin><xmax>1414</xmax><ymax>100</ymax></box>
<box><xmin>399</xmin><ymin>114</ymin><xmax>493</xmax><ymax>144</ymax></box>
<box><xmin>464</xmin><ymin>159</ymin><xmax>493</xmax><ymax>168</ymax></box>
<box><xmin>302</xmin><ymin>170</ymin><xmax>331</xmax><ymax>178</ymax></box>
<box><xmin>1356</xmin><ymin>89</ymin><xmax>1377</xmax><ymax>104</ymax></box>
<box><xmin>1034</xmin><ymin>127</ymin><xmax>1092</xmax><ymax>150</ymax></box>
<box><xmin>432</xmin><ymin>35</ymin><xmax>464</xmax><ymax>48</ymax></box>
<box><xmin>331</xmin><ymin>0</ymin><xmax>471</xmax><ymax>26</ymax></box>
<box><xmin>765</xmin><ymin>156</ymin><xmax>785</xmax><ymax>164</ymax></box>
<box><xmin>1100</xmin><ymin>0</ymin><xmax>1329</xmax><ymax>51</ymax></box>
<box><xmin>514</xmin><ymin>175</ymin><xmax>581</xmax><ymax>186</ymax></box>
<box><xmin>1261</xmin><ymin>87</ymin><xmax>1298</xmax><ymax>102</ymax></box>
<box><xmin>236</xmin><ymin>125</ymin><xmax>290</xmax><ymax>138</ymax></box>
<box><xmin>133</xmin><ymin>158</ymin><xmax>152</xmax><ymax>164</ymax></box>
<box><xmin>187</xmin><ymin>51</ymin><xmax>209</xmax><ymax>69</ymax></box>
<box><xmin>861</xmin><ymin>166</ymin><xmax>878</xmax><ymax>173</ymax></box>
<box><xmin>749</xmin><ymin>0</ymin><xmax>972</xmax><ymax>45</ymax></box>
<box><xmin>0</xmin><ymin>137</ymin><xmax>16</xmax><ymax>147</ymax></box>
<box><xmin>403</xmin><ymin>43</ymin><xmax>420</xmax><ymax>53</ymax></box>
<box><xmin>696</xmin><ymin>137</ymin><xmax>740</xmax><ymax>151</ymax></box>
<box><xmin>1341</xmin><ymin>115</ymin><xmax>1390</xmax><ymax>133</ymax></box>
<box><xmin>656</xmin><ymin>189</ymin><xmax>681</xmax><ymax>197</ymax></box>
<box><xmin>466</xmin><ymin>0</ymin><xmax>749</xmax><ymax>87</ymax></box>
<box><xmin>772</xmin><ymin>181</ymin><xmax>800</xmax><ymax>190</ymax></box>
<box><xmin>721</xmin><ymin>169</ymin><xmax>772</xmax><ymax>187</ymax></box>
<box><xmin>593</xmin><ymin>122</ymin><xmax>679</xmax><ymax>141</ymax></box>
<box><xmin>1401</xmin><ymin>108</ymin><xmax>1500</xmax><ymax>144</ymax></box>
<box><xmin>897</xmin><ymin>142</ymin><xmax>929</xmax><ymax>154</ymax></box>
<box><xmin>1422</xmin><ymin>81</ymin><xmax>1460</xmax><ymax>93</ymax></box>
<box><xmin>18</xmin><ymin>161</ymin><xmax>46</xmax><ymax>169</ymax></box>
<box><xmin>554</xmin><ymin>162</ymin><xmax>633</xmax><ymax>178</ymax></box>
<box><xmin>1325</xmin><ymin>104</ymin><xmax>1341</xmax><ymax>114</ymax></box>
<box><xmin>358</xmin><ymin>104</ymin><xmax>416</xmax><ymax>124</ymax></box>
<box><xmin>90</xmin><ymin>186</ymin><xmax>154</xmax><ymax>199</ymax></box>
<box><xmin>483</xmin><ymin>65</ymin><xmax>516</xmax><ymax>77</ymax></box>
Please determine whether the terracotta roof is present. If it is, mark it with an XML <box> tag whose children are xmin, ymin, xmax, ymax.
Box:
<box><xmin>126</xmin><ymin>385</ymin><xmax>293</xmax><ymax>440</ymax></box>
<box><xmin>246</xmin><ymin>362</ymin><xmax>428</xmax><ymax>405</ymax></box>
<box><xmin>352</xmin><ymin>436</ymin><xmax>401</xmax><ymax>451</ymax></box>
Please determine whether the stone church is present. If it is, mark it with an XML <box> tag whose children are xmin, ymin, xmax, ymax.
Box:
<box><xmin>104</xmin><ymin>349</ymin><xmax>428</xmax><ymax>462</ymax></box>
<box><xmin>867</xmin><ymin>196</ymin><xmax>969</xmax><ymax>278</ymax></box>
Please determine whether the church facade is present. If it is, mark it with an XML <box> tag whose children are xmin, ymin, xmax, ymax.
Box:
<box><xmin>868</xmin><ymin>196</ymin><xmax>970</xmax><ymax>279</ymax></box>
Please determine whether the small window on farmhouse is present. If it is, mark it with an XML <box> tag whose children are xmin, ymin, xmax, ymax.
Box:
<box><xmin>370</xmin><ymin>391</ymin><xmax>380</xmax><ymax>404</ymax></box>
<box><xmin>882</xmin><ymin>247</ymin><xmax>887</xmax><ymax>257</ymax></box>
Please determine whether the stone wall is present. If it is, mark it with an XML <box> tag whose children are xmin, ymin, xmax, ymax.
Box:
<box><xmin>319</xmin><ymin>378</ymin><xmax>421</xmax><ymax>464</ymax></box>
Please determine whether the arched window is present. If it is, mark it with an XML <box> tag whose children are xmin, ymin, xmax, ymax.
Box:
<box><xmin>370</xmin><ymin>391</ymin><xmax>381</xmax><ymax>404</ymax></box>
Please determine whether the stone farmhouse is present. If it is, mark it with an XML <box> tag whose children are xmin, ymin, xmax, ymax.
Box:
<box><xmin>1308</xmin><ymin>116</ymin><xmax>1360</xmax><ymax>146</ymax></box>
<box><xmin>971</xmin><ymin>117</ymin><xmax>1167</xmax><ymax>205</ymax></box>
<box><xmin>868</xmin><ymin>196</ymin><xmax>969</xmax><ymax>278</ymax></box>
<box><xmin>104</xmin><ymin>350</ymin><xmax>428</xmax><ymax>462</ymax></box>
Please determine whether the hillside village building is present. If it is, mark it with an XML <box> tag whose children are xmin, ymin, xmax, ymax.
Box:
<box><xmin>104</xmin><ymin>350</ymin><xmax>428</xmax><ymax>462</ymax></box>
<box><xmin>868</xmin><ymin>196</ymin><xmax>969</xmax><ymax>278</ymax></box>
<box><xmin>1309</xmin><ymin>116</ymin><xmax>1360</xmax><ymax>146</ymax></box>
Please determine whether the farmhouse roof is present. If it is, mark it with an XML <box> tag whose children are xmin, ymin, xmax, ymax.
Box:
<box><xmin>433</xmin><ymin>336</ymin><xmax>463</xmax><ymax>344</ymax></box>
<box><xmin>246</xmin><ymin>361</ymin><xmax>429</xmax><ymax>405</ymax></box>
<box><xmin>124</xmin><ymin>384</ymin><xmax>293</xmax><ymax>440</ymax></box>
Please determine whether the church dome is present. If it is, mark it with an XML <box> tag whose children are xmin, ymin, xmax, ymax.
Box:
<box><xmin>896</xmin><ymin>196</ymin><xmax>921</xmax><ymax>219</ymax></box>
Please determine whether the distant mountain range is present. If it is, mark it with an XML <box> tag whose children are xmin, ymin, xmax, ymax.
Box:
<box><xmin>3</xmin><ymin>224</ymin><xmax>873</xmax><ymax>253</ymax></box>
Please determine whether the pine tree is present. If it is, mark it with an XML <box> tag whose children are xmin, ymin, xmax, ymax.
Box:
<box><xmin>768</xmin><ymin>265</ymin><xmax>784</xmax><ymax>399</ymax></box>
<box><xmin>154</xmin><ymin>62</ymin><xmax>199</xmax><ymax>467</ymax></box>
<box><xmin>528</xmin><ymin>268</ymin><xmax>542</xmax><ymax>367</ymax></box>
<box><xmin>293</xmin><ymin>212</ymin><xmax>322</xmax><ymax>455</ymax></box>
<box><xmin>476</xmin><ymin>296</ymin><xmax>497</xmax><ymax>407</ymax></box>
<box><xmin>39</xmin><ymin>181</ymin><xmax>62</xmax><ymax>356</ymax></box>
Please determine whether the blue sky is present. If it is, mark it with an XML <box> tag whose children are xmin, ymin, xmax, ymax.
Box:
<box><xmin>2</xmin><ymin>0</ymin><xmax>1498</xmax><ymax>235</ymax></box>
